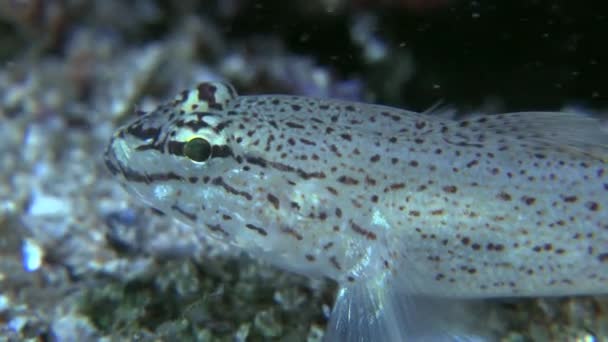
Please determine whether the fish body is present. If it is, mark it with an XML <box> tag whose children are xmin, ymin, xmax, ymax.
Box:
<box><xmin>105</xmin><ymin>82</ymin><xmax>608</xmax><ymax>341</ymax></box>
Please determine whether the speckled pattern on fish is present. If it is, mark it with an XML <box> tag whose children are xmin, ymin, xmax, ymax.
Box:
<box><xmin>105</xmin><ymin>82</ymin><xmax>608</xmax><ymax>341</ymax></box>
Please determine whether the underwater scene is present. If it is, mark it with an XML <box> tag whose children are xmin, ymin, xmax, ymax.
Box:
<box><xmin>0</xmin><ymin>0</ymin><xmax>607</xmax><ymax>341</ymax></box>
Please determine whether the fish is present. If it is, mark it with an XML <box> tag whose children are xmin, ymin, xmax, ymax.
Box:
<box><xmin>104</xmin><ymin>81</ymin><xmax>608</xmax><ymax>341</ymax></box>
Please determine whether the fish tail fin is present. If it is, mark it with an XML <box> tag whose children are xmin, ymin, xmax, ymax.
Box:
<box><xmin>324</xmin><ymin>273</ymin><xmax>493</xmax><ymax>342</ymax></box>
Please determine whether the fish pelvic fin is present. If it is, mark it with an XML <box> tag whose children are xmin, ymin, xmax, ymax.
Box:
<box><xmin>324</xmin><ymin>272</ymin><xmax>495</xmax><ymax>342</ymax></box>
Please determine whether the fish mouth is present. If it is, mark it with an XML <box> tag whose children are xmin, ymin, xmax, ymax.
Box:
<box><xmin>104</xmin><ymin>138</ymin><xmax>143</xmax><ymax>183</ymax></box>
<box><xmin>104</xmin><ymin>137</ymin><xmax>122</xmax><ymax>177</ymax></box>
<box><xmin>104</xmin><ymin>134</ymin><xmax>133</xmax><ymax>179</ymax></box>
<box><xmin>103</xmin><ymin>135</ymin><xmax>182</xmax><ymax>185</ymax></box>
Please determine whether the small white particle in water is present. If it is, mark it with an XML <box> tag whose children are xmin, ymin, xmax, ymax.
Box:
<box><xmin>22</xmin><ymin>238</ymin><xmax>44</xmax><ymax>271</ymax></box>
<box><xmin>472</xmin><ymin>12</ymin><xmax>480</xmax><ymax>18</ymax></box>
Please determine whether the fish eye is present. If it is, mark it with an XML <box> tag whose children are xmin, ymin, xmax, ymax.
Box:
<box><xmin>184</xmin><ymin>137</ymin><xmax>211</xmax><ymax>162</ymax></box>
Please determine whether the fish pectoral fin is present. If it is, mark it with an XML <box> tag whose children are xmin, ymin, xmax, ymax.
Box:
<box><xmin>324</xmin><ymin>274</ymin><xmax>492</xmax><ymax>342</ymax></box>
<box><xmin>463</xmin><ymin>111</ymin><xmax>608</xmax><ymax>161</ymax></box>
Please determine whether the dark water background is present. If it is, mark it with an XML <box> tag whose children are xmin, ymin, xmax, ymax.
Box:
<box><xmin>224</xmin><ymin>0</ymin><xmax>607</xmax><ymax>111</ymax></box>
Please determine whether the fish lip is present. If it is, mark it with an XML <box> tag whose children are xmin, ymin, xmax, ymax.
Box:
<box><xmin>104</xmin><ymin>137</ymin><xmax>124</xmax><ymax>176</ymax></box>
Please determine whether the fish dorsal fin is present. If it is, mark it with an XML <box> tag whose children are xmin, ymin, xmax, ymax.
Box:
<box><xmin>421</xmin><ymin>100</ymin><xmax>459</xmax><ymax>120</ymax></box>
<box><xmin>460</xmin><ymin>111</ymin><xmax>608</xmax><ymax>161</ymax></box>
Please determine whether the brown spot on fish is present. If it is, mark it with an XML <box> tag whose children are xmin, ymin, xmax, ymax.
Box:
<box><xmin>281</xmin><ymin>226</ymin><xmax>303</xmax><ymax>240</ymax></box>
<box><xmin>389</xmin><ymin>183</ymin><xmax>406</xmax><ymax>191</ymax></box>
<box><xmin>335</xmin><ymin>208</ymin><xmax>342</xmax><ymax>218</ymax></box>
<box><xmin>299</xmin><ymin>138</ymin><xmax>316</xmax><ymax>146</ymax></box>
<box><xmin>466</xmin><ymin>159</ymin><xmax>479</xmax><ymax>168</ymax></box>
<box><xmin>206</xmin><ymin>223</ymin><xmax>229</xmax><ymax>237</ymax></box>
<box><xmin>443</xmin><ymin>185</ymin><xmax>458</xmax><ymax>193</ymax></box>
<box><xmin>330</xmin><ymin>256</ymin><xmax>342</xmax><ymax>270</ymax></box>
<box><xmin>586</xmin><ymin>201</ymin><xmax>600</xmax><ymax>211</ymax></box>
<box><xmin>365</xmin><ymin>175</ymin><xmax>377</xmax><ymax>185</ymax></box>
<box><xmin>171</xmin><ymin>204</ymin><xmax>197</xmax><ymax>221</ymax></box>
<box><xmin>212</xmin><ymin>177</ymin><xmax>253</xmax><ymax>200</ymax></box>
<box><xmin>246</xmin><ymin>223</ymin><xmax>268</xmax><ymax>236</ymax></box>
<box><xmin>285</xmin><ymin>122</ymin><xmax>305</xmax><ymax>129</ymax></box>
<box><xmin>350</xmin><ymin>221</ymin><xmax>377</xmax><ymax>240</ymax></box>
<box><xmin>497</xmin><ymin>192</ymin><xmax>512</xmax><ymax>201</ymax></box>
<box><xmin>340</xmin><ymin>133</ymin><xmax>352</xmax><ymax>141</ymax></box>
<box><xmin>197</xmin><ymin>83</ymin><xmax>222</xmax><ymax>110</ymax></box>
<box><xmin>267</xmin><ymin>193</ymin><xmax>280</xmax><ymax>209</ymax></box>
<box><xmin>338</xmin><ymin>175</ymin><xmax>359</xmax><ymax>185</ymax></box>
<box><xmin>522</xmin><ymin>196</ymin><xmax>536</xmax><ymax>205</ymax></box>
